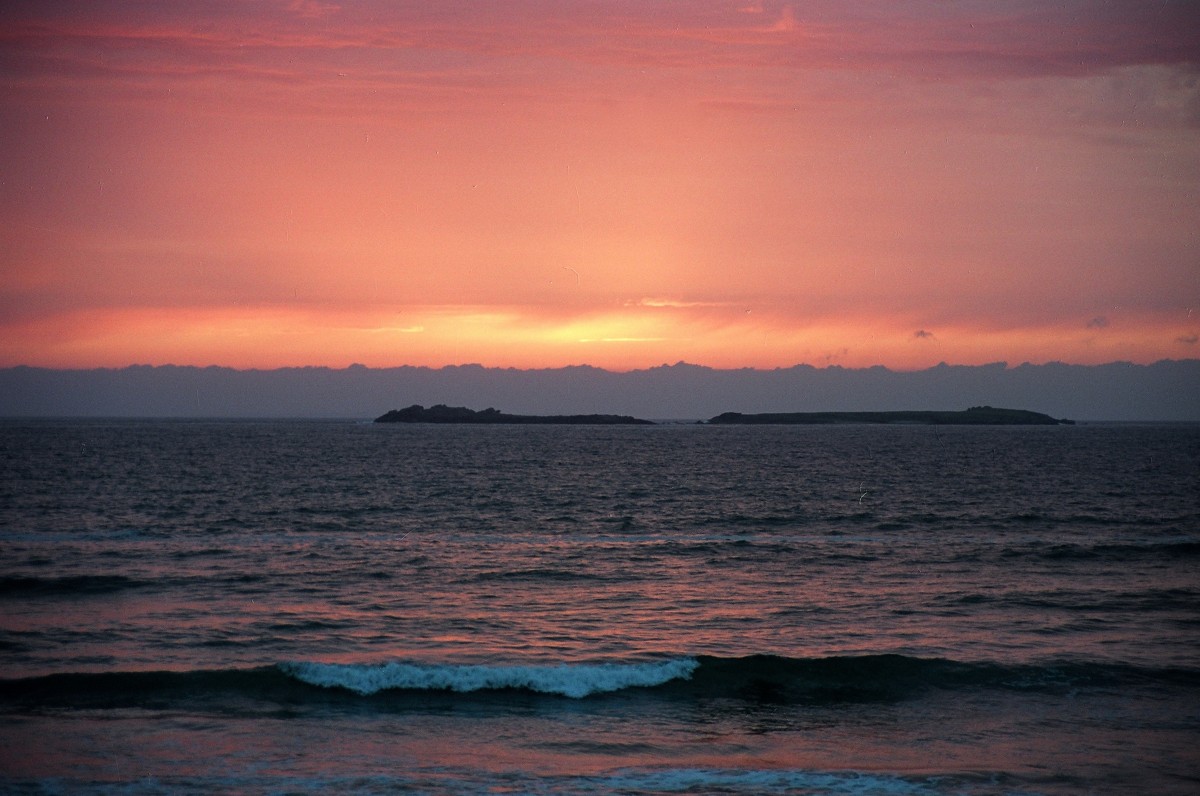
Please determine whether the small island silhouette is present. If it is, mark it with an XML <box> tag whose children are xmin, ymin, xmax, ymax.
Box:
<box><xmin>706</xmin><ymin>406</ymin><xmax>1072</xmax><ymax>425</ymax></box>
<box><xmin>375</xmin><ymin>404</ymin><xmax>1072</xmax><ymax>425</ymax></box>
<box><xmin>374</xmin><ymin>404</ymin><xmax>655</xmax><ymax>424</ymax></box>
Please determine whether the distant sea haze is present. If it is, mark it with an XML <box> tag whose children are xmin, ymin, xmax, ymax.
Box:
<box><xmin>1</xmin><ymin>359</ymin><xmax>1197</xmax><ymax>422</ymax></box>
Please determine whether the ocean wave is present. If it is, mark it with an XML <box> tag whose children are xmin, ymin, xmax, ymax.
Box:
<box><xmin>937</xmin><ymin>587</ymin><xmax>1199</xmax><ymax>614</ymax></box>
<box><xmin>465</xmin><ymin>567</ymin><xmax>611</xmax><ymax>583</ymax></box>
<box><xmin>278</xmin><ymin>658</ymin><xmax>699</xmax><ymax>697</ymax></box>
<box><xmin>994</xmin><ymin>539</ymin><xmax>1200</xmax><ymax>563</ymax></box>
<box><xmin>0</xmin><ymin>768</ymin><xmax>958</xmax><ymax>795</ymax></box>
<box><xmin>659</xmin><ymin>654</ymin><xmax>1199</xmax><ymax>703</ymax></box>
<box><xmin>4</xmin><ymin>655</ymin><xmax>1197</xmax><ymax>712</ymax></box>
<box><xmin>591</xmin><ymin>768</ymin><xmax>937</xmax><ymax>795</ymax></box>
<box><xmin>0</xmin><ymin>574</ymin><xmax>148</xmax><ymax>597</ymax></box>
<box><xmin>0</xmin><ymin>571</ymin><xmax>277</xmax><ymax>599</ymax></box>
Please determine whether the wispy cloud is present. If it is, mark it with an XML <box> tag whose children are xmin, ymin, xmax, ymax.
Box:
<box><xmin>4</xmin><ymin>2</ymin><xmax>1196</xmax><ymax>85</ymax></box>
<box><xmin>288</xmin><ymin>0</ymin><xmax>341</xmax><ymax>20</ymax></box>
<box><xmin>631</xmin><ymin>298</ymin><xmax>731</xmax><ymax>309</ymax></box>
<box><xmin>577</xmin><ymin>337</ymin><xmax>668</xmax><ymax>343</ymax></box>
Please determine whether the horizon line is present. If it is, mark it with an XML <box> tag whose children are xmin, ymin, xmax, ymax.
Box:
<box><xmin>4</xmin><ymin>358</ymin><xmax>1197</xmax><ymax>374</ymax></box>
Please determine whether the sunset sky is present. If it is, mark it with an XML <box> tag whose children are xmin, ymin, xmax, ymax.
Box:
<box><xmin>2</xmin><ymin>1</ymin><xmax>1198</xmax><ymax>371</ymax></box>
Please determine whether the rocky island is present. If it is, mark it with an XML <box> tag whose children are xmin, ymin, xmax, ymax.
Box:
<box><xmin>706</xmin><ymin>406</ymin><xmax>1073</xmax><ymax>425</ymax></box>
<box><xmin>375</xmin><ymin>404</ymin><xmax>655</xmax><ymax>425</ymax></box>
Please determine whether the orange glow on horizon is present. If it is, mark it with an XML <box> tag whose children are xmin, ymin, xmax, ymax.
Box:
<box><xmin>1</xmin><ymin>302</ymin><xmax>1192</xmax><ymax>373</ymax></box>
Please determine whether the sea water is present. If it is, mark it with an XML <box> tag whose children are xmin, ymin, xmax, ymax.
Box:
<box><xmin>1</xmin><ymin>419</ymin><xmax>1197</xmax><ymax>794</ymax></box>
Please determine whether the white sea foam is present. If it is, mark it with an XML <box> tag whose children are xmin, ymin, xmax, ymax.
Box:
<box><xmin>279</xmin><ymin>657</ymin><xmax>699</xmax><ymax>698</ymax></box>
<box><xmin>596</xmin><ymin>768</ymin><xmax>937</xmax><ymax>794</ymax></box>
<box><xmin>25</xmin><ymin>769</ymin><xmax>942</xmax><ymax>795</ymax></box>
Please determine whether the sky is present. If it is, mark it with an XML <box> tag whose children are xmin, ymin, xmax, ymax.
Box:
<box><xmin>1</xmin><ymin>1</ymin><xmax>1198</xmax><ymax>371</ymax></box>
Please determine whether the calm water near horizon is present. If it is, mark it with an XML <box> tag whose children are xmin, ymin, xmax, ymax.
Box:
<box><xmin>1</xmin><ymin>419</ymin><xmax>1198</xmax><ymax>794</ymax></box>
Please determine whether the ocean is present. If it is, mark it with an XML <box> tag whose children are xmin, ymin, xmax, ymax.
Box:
<box><xmin>1</xmin><ymin>419</ymin><xmax>1197</xmax><ymax>794</ymax></box>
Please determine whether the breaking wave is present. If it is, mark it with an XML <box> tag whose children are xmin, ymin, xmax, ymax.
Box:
<box><xmin>4</xmin><ymin>654</ymin><xmax>1197</xmax><ymax>713</ymax></box>
<box><xmin>279</xmin><ymin>658</ymin><xmax>697</xmax><ymax>698</ymax></box>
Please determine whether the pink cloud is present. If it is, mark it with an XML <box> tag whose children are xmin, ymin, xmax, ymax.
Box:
<box><xmin>3</xmin><ymin>2</ymin><xmax>1195</xmax><ymax>83</ymax></box>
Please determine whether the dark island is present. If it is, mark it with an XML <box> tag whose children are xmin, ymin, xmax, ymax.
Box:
<box><xmin>706</xmin><ymin>406</ymin><xmax>1073</xmax><ymax>425</ymax></box>
<box><xmin>375</xmin><ymin>404</ymin><xmax>655</xmax><ymax>425</ymax></box>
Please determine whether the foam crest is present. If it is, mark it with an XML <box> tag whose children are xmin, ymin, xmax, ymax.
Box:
<box><xmin>279</xmin><ymin>658</ymin><xmax>699</xmax><ymax>698</ymax></box>
<box><xmin>597</xmin><ymin>768</ymin><xmax>934</xmax><ymax>795</ymax></box>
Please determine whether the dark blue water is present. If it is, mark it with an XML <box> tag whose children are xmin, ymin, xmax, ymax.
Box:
<box><xmin>1</xmin><ymin>420</ymin><xmax>1198</xmax><ymax>794</ymax></box>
